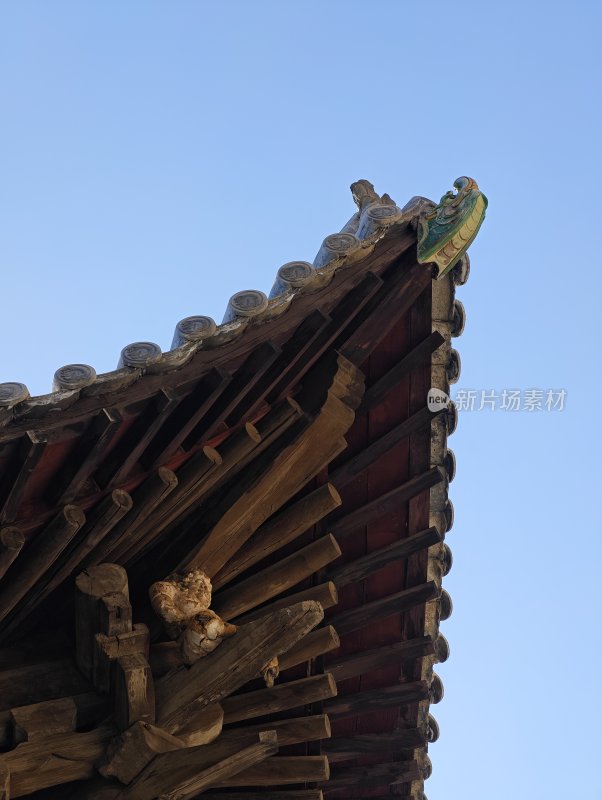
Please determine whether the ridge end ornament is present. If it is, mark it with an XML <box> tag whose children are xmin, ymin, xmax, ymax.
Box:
<box><xmin>417</xmin><ymin>177</ymin><xmax>488</xmax><ymax>278</ymax></box>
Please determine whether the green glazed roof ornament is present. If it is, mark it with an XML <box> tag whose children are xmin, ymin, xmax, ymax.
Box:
<box><xmin>417</xmin><ymin>177</ymin><xmax>488</xmax><ymax>278</ymax></box>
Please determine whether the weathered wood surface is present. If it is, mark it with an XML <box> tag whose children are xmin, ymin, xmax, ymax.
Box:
<box><xmin>10</xmin><ymin>696</ymin><xmax>77</xmax><ymax>744</ymax></box>
<box><xmin>215</xmin><ymin>755</ymin><xmax>330</xmax><ymax>787</ymax></box>
<box><xmin>179</xmin><ymin>355</ymin><xmax>362</xmax><ymax>577</ymax></box>
<box><xmin>2</xmin><ymin>492</ymin><xmax>133</xmax><ymax>637</ymax></box>
<box><xmin>99</xmin><ymin>721</ymin><xmax>187</xmax><ymax>784</ymax></box>
<box><xmin>156</xmin><ymin>601</ymin><xmax>324</xmax><ymax>732</ymax></box>
<box><xmin>212</xmin><ymin>483</ymin><xmax>341</xmax><ymax>590</ymax></box>
<box><xmin>327</xmin><ymin>527</ymin><xmax>441</xmax><ymax>587</ymax></box>
<box><xmin>94</xmin><ymin>624</ymin><xmax>150</xmax><ymax>694</ymax></box>
<box><xmin>202</xmin><ymin>793</ymin><xmax>323</xmax><ymax>800</ymax></box>
<box><xmin>330</xmin><ymin>468</ymin><xmax>443</xmax><ymax>538</ymax></box>
<box><xmin>114</xmin><ymin>653</ymin><xmax>155</xmax><ymax>731</ymax></box>
<box><xmin>328</xmin><ymin>581</ymin><xmax>438</xmax><ymax>636</ymax></box>
<box><xmin>75</xmin><ymin>563</ymin><xmax>130</xmax><ymax>679</ymax></box>
<box><xmin>322</xmin><ymin>729</ymin><xmax>426</xmax><ymax>761</ymax></box>
<box><xmin>233</xmin><ymin>581</ymin><xmax>338</xmax><ymax>625</ymax></box>
<box><xmin>48</xmin><ymin>409</ymin><xmax>122</xmax><ymax>504</ymax></box>
<box><xmin>0</xmin><ymin>529</ymin><xmax>24</xmax><ymax>580</ymax></box>
<box><xmin>0</xmin><ymin>722</ymin><xmax>115</xmax><ymax>797</ymax></box>
<box><xmin>84</xmin><ymin>469</ymin><xmax>177</xmax><ymax>567</ymax></box>
<box><xmin>0</xmin><ymin>505</ymin><xmax>86</xmax><ymax>631</ymax></box>
<box><xmin>213</xmin><ymin>535</ymin><xmax>341</xmax><ymax>621</ymax></box>
<box><xmin>326</xmin><ymin>759</ymin><xmax>423</xmax><ymax>788</ymax></box>
<box><xmin>325</xmin><ymin>681</ymin><xmax>430</xmax><ymax>719</ymax></box>
<box><xmin>1</xmin><ymin>692</ymin><xmax>109</xmax><ymax>749</ymax></box>
<box><xmin>222</xmin><ymin>673</ymin><xmax>337</xmax><ymax>724</ymax></box>
<box><xmin>326</xmin><ymin>635</ymin><xmax>434</xmax><ymax>682</ymax></box>
<box><xmin>279</xmin><ymin>625</ymin><xmax>340</xmax><ymax>671</ymax></box>
<box><xmin>220</xmin><ymin>714</ymin><xmax>330</xmax><ymax>747</ymax></box>
<box><xmin>357</xmin><ymin>330</ymin><xmax>445</xmax><ymax>414</ymax></box>
<box><xmin>115</xmin><ymin>731</ymin><xmax>279</xmax><ymax>800</ymax></box>
<box><xmin>0</xmin><ymin>432</ymin><xmax>47</xmax><ymax>525</ymax></box>
<box><xmin>330</xmin><ymin>409</ymin><xmax>444</xmax><ymax>489</ymax></box>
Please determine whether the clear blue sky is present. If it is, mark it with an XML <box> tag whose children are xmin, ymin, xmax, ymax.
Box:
<box><xmin>1</xmin><ymin>2</ymin><xmax>600</xmax><ymax>798</ymax></box>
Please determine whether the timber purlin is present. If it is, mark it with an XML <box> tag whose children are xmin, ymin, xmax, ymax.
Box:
<box><xmin>0</xmin><ymin>176</ymin><xmax>486</xmax><ymax>799</ymax></box>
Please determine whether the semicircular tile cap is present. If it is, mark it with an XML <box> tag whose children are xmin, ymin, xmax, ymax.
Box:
<box><xmin>118</xmin><ymin>341</ymin><xmax>163</xmax><ymax>369</ymax></box>
<box><xmin>451</xmin><ymin>299</ymin><xmax>466</xmax><ymax>337</ymax></box>
<box><xmin>430</xmin><ymin>673</ymin><xmax>444</xmax><ymax>704</ymax></box>
<box><xmin>313</xmin><ymin>232</ymin><xmax>361</xmax><ymax>268</ymax></box>
<box><xmin>0</xmin><ymin>382</ymin><xmax>30</xmax><ymax>409</ymax></box>
<box><xmin>446</xmin><ymin>349</ymin><xmax>461</xmax><ymax>384</ymax></box>
<box><xmin>434</xmin><ymin>633</ymin><xmax>451</xmax><ymax>663</ymax></box>
<box><xmin>444</xmin><ymin>499</ymin><xmax>454</xmax><ymax>533</ymax></box>
<box><xmin>444</xmin><ymin>449</ymin><xmax>456</xmax><ymax>483</ymax></box>
<box><xmin>222</xmin><ymin>290</ymin><xmax>269</xmax><ymax>324</ymax></box>
<box><xmin>172</xmin><ymin>315</ymin><xmax>217</xmax><ymax>348</ymax></box>
<box><xmin>356</xmin><ymin>203</ymin><xmax>403</xmax><ymax>239</ymax></box>
<box><xmin>441</xmin><ymin>543</ymin><xmax>453</xmax><ymax>576</ymax></box>
<box><xmin>427</xmin><ymin>713</ymin><xmax>440</xmax><ymax>743</ymax></box>
<box><xmin>420</xmin><ymin>753</ymin><xmax>433</xmax><ymax>780</ymax></box>
<box><xmin>446</xmin><ymin>401</ymin><xmax>458</xmax><ymax>436</ymax></box>
<box><xmin>52</xmin><ymin>364</ymin><xmax>97</xmax><ymax>392</ymax></box>
<box><xmin>440</xmin><ymin>589</ymin><xmax>453</xmax><ymax>621</ymax></box>
<box><xmin>269</xmin><ymin>261</ymin><xmax>316</xmax><ymax>298</ymax></box>
<box><xmin>451</xmin><ymin>252</ymin><xmax>470</xmax><ymax>286</ymax></box>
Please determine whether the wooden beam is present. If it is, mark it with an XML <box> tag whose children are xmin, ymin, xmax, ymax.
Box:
<box><xmin>326</xmin><ymin>635</ymin><xmax>434</xmax><ymax>682</ymax></box>
<box><xmin>202</xmin><ymin>794</ymin><xmax>323</xmax><ymax>800</ymax></box>
<box><xmin>155</xmin><ymin>601</ymin><xmax>324</xmax><ymax>733</ymax></box>
<box><xmin>108</xmin><ymin>468</ymin><xmax>180</xmax><ymax>563</ymax></box>
<box><xmin>0</xmin><ymin>721</ymin><xmax>115</xmax><ymax>797</ymax></box>
<box><xmin>9</xmin><ymin>696</ymin><xmax>77</xmax><ymax>744</ymax></box>
<box><xmin>220</xmin><ymin>714</ymin><xmax>330</xmax><ymax>748</ymax></box>
<box><xmin>330</xmin><ymin>408</ymin><xmax>445</xmax><ymax>489</ymax></box>
<box><xmin>225</xmin><ymin>310</ymin><xmax>331</xmax><ymax>426</ymax></box>
<box><xmin>213</xmin><ymin>534</ymin><xmax>341</xmax><ymax>621</ymax></box>
<box><xmin>0</xmin><ymin>529</ymin><xmax>24</xmax><ymax>580</ymax></box>
<box><xmin>358</xmin><ymin>330</ymin><xmax>445</xmax><ymax>414</ymax></box>
<box><xmin>120</xmin><ymin>731</ymin><xmax>279</xmax><ymax>800</ymax></box>
<box><xmin>95</xmin><ymin>389</ymin><xmax>182</xmax><ymax>488</ymax></box>
<box><xmin>83</xmin><ymin>469</ymin><xmax>177</xmax><ymax>566</ymax></box>
<box><xmin>75</xmin><ymin>563</ymin><xmax>130</xmax><ymax>679</ymax></box>
<box><xmin>99</xmin><ymin>721</ymin><xmax>186</xmax><ymax>785</ymax></box>
<box><xmin>326</xmin><ymin>760</ymin><xmax>421</xmax><ymax>789</ymax></box>
<box><xmin>325</xmin><ymin>681</ymin><xmax>430</xmax><ymax>719</ymax></box>
<box><xmin>212</xmin><ymin>483</ymin><xmax>341</xmax><ymax>590</ymax></box>
<box><xmin>144</xmin><ymin>445</ymin><xmax>223</xmax><ymax>536</ymax></box>
<box><xmin>139</xmin><ymin>367</ymin><xmax>232</xmax><ymax>467</ymax></box>
<box><xmin>0</xmin><ymin>432</ymin><xmax>47</xmax><ymax>524</ymax></box>
<box><xmin>233</xmin><ymin>581</ymin><xmax>338</xmax><ymax>626</ymax></box>
<box><xmin>178</xmin><ymin>355</ymin><xmax>360</xmax><ymax>577</ymax></box>
<box><xmin>330</xmin><ymin>468</ymin><xmax>444</xmax><ymax>538</ymax></box>
<box><xmin>222</xmin><ymin>673</ymin><xmax>337</xmax><ymax>724</ymax></box>
<box><xmin>48</xmin><ymin>409</ymin><xmax>122</xmax><ymax>504</ymax></box>
<box><xmin>114</xmin><ymin>653</ymin><xmax>155</xmax><ymax>732</ymax></box>
<box><xmin>267</xmin><ymin>272</ymin><xmax>383</xmax><ymax>402</ymax></box>
<box><xmin>279</xmin><ymin>625</ymin><xmax>340</xmax><ymax>671</ymax></box>
<box><xmin>327</xmin><ymin>527</ymin><xmax>441</xmax><ymax>587</ymax></box>
<box><xmin>0</xmin><ymin>692</ymin><xmax>110</xmax><ymax>749</ymax></box>
<box><xmin>181</xmin><ymin>342</ymin><xmax>282</xmax><ymax>447</ymax></box>
<box><xmin>0</xmin><ymin>505</ymin><xmax>86</xmax><ymax>631</ymax></box>
<box><xmin>215</xmin><ymin>755</ymin><xmax>329</xmax><ymax>787</ymax></box>
<box><xmin>328</xmin><ymin>581</ymin><xmax>438</xmax><ymax>636</ymax></box>
<box><xmin>1</xmin><ymin>491</ymin><xmax>133</xmax><ymax>636</ymax></box>
<box><xmin>338</xmin><ymin>259</ymin><xmax>434</xmax><ymax>366</ymax></box>
<box><xmin>322</xmin><ymin>730</ymin><xmax>426</xmax><ymax>761</ymax></box>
